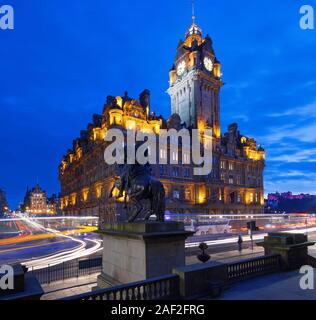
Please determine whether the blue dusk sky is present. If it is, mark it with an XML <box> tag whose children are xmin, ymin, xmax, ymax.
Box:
<box><xmin>0</xmin><ymin>0</ymin><xmax>315</xmax><ymax>208</ymax></box>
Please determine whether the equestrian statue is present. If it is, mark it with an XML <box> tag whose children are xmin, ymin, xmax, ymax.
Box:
<box><xmin>109</xmin><ymin>147</ymin><xmax>165</xmax><ymax>223</ymax></box>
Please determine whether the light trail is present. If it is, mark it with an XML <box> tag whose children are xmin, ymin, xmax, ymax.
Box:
<box><xmin>3</xmin><ymin>214</ymin><xmax>316</xmax><ymax>269</ymax></box>
<box><xmin>0</xmin><ymin>216</ymin><xmax>98</xmax><ymax>222</ymax></box>
<box><xmin>0</xmin><ymin>214</ymin><xmax>98</xmax><ymax>246</ymax></box>
<box><xmin>21</xmin><ymin>225</ymin><xmax>316</xmax><ymax>269</ymax></box>
<box><xmin>185</xmin><ymin>226</ymin><xmax>316</xmax><ymax>248</ymax></box>
<box><xmin>0</xmin><ymin>228</ymin><xmax>94</xmax><ymax>246</ymax></box>
<box><xmin>0</xmin><ymin>239</ymin><xmax>68</xmax><ymax>254</ymax></box>
<box><xmin>23</xmin><ymin>238</ymin><xmax>103</xmax><ymax>270</ymax></box>
<box><xmin>11</xmin><ymin>215</ymin><xmax>102</xmax><ymax>270</ymax></box>
<box><xmin>185</xmin><ymin>234</ymin><xmax>266</xmax><ymax>248</ymax></box>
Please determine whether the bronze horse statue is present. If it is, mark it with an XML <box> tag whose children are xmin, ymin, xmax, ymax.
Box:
<box><xmin>110</xmin><ymin>162</ymin><xmax>165</xmax><ymax>222</ymax></box>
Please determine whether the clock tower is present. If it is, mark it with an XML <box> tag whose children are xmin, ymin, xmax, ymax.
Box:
<box><xmin>167</xmin><ymin>15</ymin><xmax>223</xmax><ymax>138</ymax></box>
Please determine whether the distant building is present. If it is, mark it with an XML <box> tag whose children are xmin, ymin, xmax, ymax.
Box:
<box><xmin>0</xmin><ymin>189</ymin><xmax>9</xmax><ymax>213</ymax></box>
<box><xmin>23</xmin><ymin>184</ymin><xmax>58</xmax><ymax>215</ymax></box>
<box><xmin>267</xmin><ymin>192</ymin><xmax>315</xmax><ymax>203</ymax></box>
<box><xmin>266</xmin><ymin>192</ymin><xmax>316</xmax><ymax>213</ymax></box>
<box><xmin>59</xmin><ymin>14</ymin><xmax>265</xmax><ymax>223</ymax></box>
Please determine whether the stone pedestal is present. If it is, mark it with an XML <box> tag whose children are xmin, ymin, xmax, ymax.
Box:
<box><xmin>97</xmin><ymin>222</ymin><xmax>193</xmax><ymax>288</ymax></box>
<box><xmin>257</xmin><ymin>233</ymin><xmax>315</xmax><ymax>270</ymax></box>
<box><xmin>173</xmin><ymin>261</ymin><xmax>227</xmax><ymax>299</ymax></box>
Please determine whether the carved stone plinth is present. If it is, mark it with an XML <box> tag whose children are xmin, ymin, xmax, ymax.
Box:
<box><xmin>257</xmin><ymin>233</ymin><xmax>315</xmax><ymax>270</ymax></box>
<box><xmin>97</xmin><ymin>222</ymin><xmax>193</xmax><ymax>288</ymax></box>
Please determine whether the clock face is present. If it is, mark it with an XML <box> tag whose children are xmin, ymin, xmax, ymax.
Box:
<box><xmin>204</xmin><ymin>57</ymin><xmax>213</xmax><ymax>72</ymax></box>
<box><xmin>177</xmin><ymin>60</ymin><xmax>186</xmax><ymax>76</ymax></box>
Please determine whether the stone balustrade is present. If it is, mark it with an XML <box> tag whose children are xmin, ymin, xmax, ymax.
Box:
<box><xmin>63</xmin><ymin>254</ymin><xmax>281</xmax><ymax>300</ymax></box>
<box><xmin>62</xmin><ymin>274</ymin><xmax>180</xmax><ymax>301</ymax></box>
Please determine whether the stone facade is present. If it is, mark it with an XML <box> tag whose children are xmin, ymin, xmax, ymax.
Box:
<box><xmin>23</xmin><ymin>184</ymin><xmax>58</xmax><ymax>215</ymax></box>
<box><xmin>0</xmin><ymin>189</ymin><xmax>9</xmax><ymax>213</ymax></box>
<box><xmin>59</xmin><ymin>17</ymin><xmax>265</xmax><ymax>223</ymax></box>
<box><xmin>168</xmin><ymin>18</ymin><xmax>221</xmax><ymax>135</ymax></box>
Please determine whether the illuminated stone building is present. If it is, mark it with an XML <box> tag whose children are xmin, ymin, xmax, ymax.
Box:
<box><xmin>23</xmin><ymin>184</ymin><xmax>57</xmax><ymax>215</ymax></box>
<box><xmin>59</xmin><ymin>16</ymin><xmax>265</xmax><ymax>223</ymax></box>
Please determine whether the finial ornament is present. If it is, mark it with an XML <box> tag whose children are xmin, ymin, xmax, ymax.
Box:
<box><xmin>192</xmin><ymin>0</ymin><xmax>195</xmax><ymax>23</ymax></box>
<box><xmin>186</xmin><ymin>0</ymin><xmax>202</xmax><ymax>38</ymax></box>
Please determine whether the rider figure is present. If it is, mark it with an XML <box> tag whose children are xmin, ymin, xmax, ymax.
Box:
<box><xmin>118</xmin><ymin>143</ymin><xmax>152</xmax><ymax>199</ymax></box>
<box><xmin>117</xmin><ymin>164</ymin><xmax>132</xmax><ymax>198</ymax></box>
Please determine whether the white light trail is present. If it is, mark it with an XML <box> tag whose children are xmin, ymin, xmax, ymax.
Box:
<box><xmin>0</xmin><ymin>215</ymin><xmax>98</xmax><ymax>222</ymax></box>
<box><xmin>185</xmin><ymin>226</ymin><xmax>316</xmax><ymax>248</ymax></box>
<box><xmin>23</xmin><ymin>238</ymin><xmax>103</xmax><ymax>270</ymax></box>
<box><xmin>6</xmin><ymin>214</ymin><xmax>316</xmax><ymax>269</ymax></box>
<box><xmin>16</xmin><ymin>215</ymin><xmax>102</xmax><ymax>270</ymax></box>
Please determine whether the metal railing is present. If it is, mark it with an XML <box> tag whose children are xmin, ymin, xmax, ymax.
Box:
<box><xmin>227</xmin><ymin>254</ymin><xmax>280</xmax><ymax>283</ymax></box>
<box><xmin>30</xmin><ymin>256</ymin><xmax>102</xmax><ymax>284</ymax></box>
<box><xmin>62</xmin><ymin>274</ymin><xmax>180</xmax><ymax>300</ymax></box>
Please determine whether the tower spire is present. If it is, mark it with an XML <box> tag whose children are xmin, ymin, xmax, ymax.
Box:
<box><xmin>186</xmin><ymin>0</ymin><xmax>202</xmax><ymax>38</ymax></box>
<box><xmin>192</xmin><ymin>0</ymin><xmax>195</xmax><ymax>23</ymax></box>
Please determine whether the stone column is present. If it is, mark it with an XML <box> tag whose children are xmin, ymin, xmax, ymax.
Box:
<box><xmin>97</xmin><ymin>222</ymin><xmax>193</xmax><ymax>288</ymax></box>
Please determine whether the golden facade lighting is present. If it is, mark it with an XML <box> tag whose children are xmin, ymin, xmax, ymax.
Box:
<box><xmin>95</xmin><ymin>183</ymin><xmax>103</xmax><ymax>199</ymax></box>
<box><xmin>71</xmin><ymin>193</ymin><xmax>77</xmax><ymax>205</ymax></box>
<box><xmin>82</xmin><ymin>188</ymin><xmax>89</xmax><ymax>202</ymax></box>
<box><xmin>213</xmin><ymin>62</ymin><xmax>221</xmax><ymax>78</ymax></box>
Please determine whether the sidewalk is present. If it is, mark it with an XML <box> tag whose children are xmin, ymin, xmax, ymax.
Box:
<box><xmin>186</xmin><ymin>246</ymin><xmax>264</xmax><ymax>265</ymax></box>
<box><xmin>218</xmin><ymin>271</ymin><xmax>316</xmax><ymax>300</ymax></box>
<box><xmin>41</xmin><ymin>273</ymin><xmax>98</xmax><ymax>300</ymax></box>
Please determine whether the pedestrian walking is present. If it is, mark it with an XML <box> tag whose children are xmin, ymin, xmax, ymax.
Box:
<box><xmin>237</xmin><ymin>234</ymin><xmax>243</xmax><ymax>253</ymax></box>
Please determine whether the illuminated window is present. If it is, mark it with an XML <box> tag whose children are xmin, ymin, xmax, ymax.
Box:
<box><xmin>95</xmin><ymin>185</ymin><xmax>102</xmax><ymax>199</ymax></box>
<box><xmin>116</xmin><ymin>96</ymin><xmax>123</xmax><ymax>108</ymax></box>
<box><xmin>250</xmin><ymin>193</ymin><xmax>254</xmax><ymax>203</ymax></box>
<box><xmin>82</xmin><ymin>189</ymin><xmax>89</xmax><ymax>202</ymax></box>
<box><xmin>220</xmin><ymin>161</ymin><xmax>226</xmax><ymax>169</ymax></box>
<box><xmin>185</xmin><ymin>189</ymin><xmax>191</xmax><ymax>201</ymax></box>
<box><xmin>71</xmin><ymin>193</ymin><xmax>77</xmax><ymax>205</ymax></box>
<box><xmin>229</xmin><ymin>162</ymin><xmax>234</xmax><ymax>171</ymax></box>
